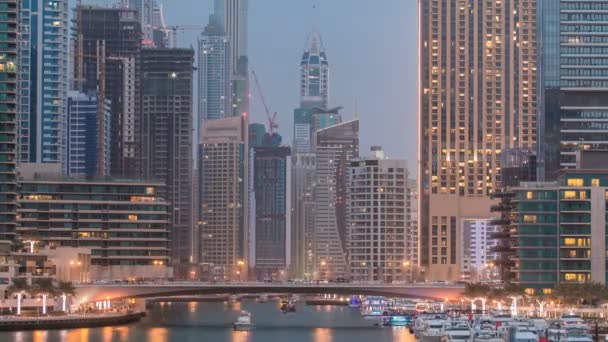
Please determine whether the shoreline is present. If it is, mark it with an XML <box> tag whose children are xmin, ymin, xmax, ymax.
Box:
<box><xmin>0</xmin><ymin>312</ymin><xmax>145</xmax><ymax>331</ymax></box>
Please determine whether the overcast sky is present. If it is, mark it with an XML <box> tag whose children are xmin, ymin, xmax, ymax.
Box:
<box><xmin>82</xmin><ymin>0</ymin><xmax>418</xmax><ymax>171</ymax></box>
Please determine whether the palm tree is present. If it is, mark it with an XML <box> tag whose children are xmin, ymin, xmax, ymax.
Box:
<box><xmin>6</xmin><ymin>278</ymin><xmax>30</xmax><ymax>315</ymax></box>
<box><xmin>57</xmin><ymin>281</ymin><xmax>76</xmax><ymax>312</ymax></box>
<box><xmin>31</xmin><ymin>278</ymin><xmax>57</xmax><ymax>315</ymax></box>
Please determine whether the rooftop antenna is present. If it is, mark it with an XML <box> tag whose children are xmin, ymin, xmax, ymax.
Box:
<box><xmin>354</xmin><ymin>98</ymin><xmax>359</xmax><ymax>120</ymax></box>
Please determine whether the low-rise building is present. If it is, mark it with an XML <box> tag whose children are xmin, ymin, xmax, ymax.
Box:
<box><xmin>16</xmin><ymin>164</ymin><xmax>171</xmax><ymax>281</ymax></box>
<box><xmin>513</xmin><ymin>150</ymin><xmax>608</xmax><ymax>294</ymax></box>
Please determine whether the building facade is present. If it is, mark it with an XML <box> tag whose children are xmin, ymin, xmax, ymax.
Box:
<box><xmin>513</xmin><ymin>173</ymin><xmax>608</xmax><ymax>293</ymax></box>
<box><xmin>141</xmin><ymin>48</ymin><xmax>195</xmax><ymax>272</ymax></box>
<box><xmin>460</xmin><ymin>219</ymin><xmax>499</xmax><ymax>282</ymax></box>
<box><xmin>16</xmin><ymin>164</ymin><xmax>171</xmax><ymax>281</ymax></box>
<box><xmin>538</xmin><ymin>0</ymin><xmax>608</xmax><ymax>180</ymax></box>
<box><xmin>406</xmin><ymin>178</ymin><xmax>418</xmax><ymax>269</ymax></box>
<box><xmin>66</xmin><ymin>91</ymin><xmax>111</xmax><ymax>177</ymax></box>
<box><xmin>198</xmin><ymin>116</ymin><xmax>249</xmax><ymax>280</ymax></box>
<box><xmin>0</xmin><ymin>0</ymin><xmax>18</xmax><ymax>241</ymax></box>
<box><xmin>18</xmin><ymin>0</ymin><xmax>69</xmax><ymax>170</ymax></box>
<box><xmin>347</xmin><ymin>147</ymin><xmax>410</xmax><ymax>282</ymax></box>
<box><xmin>251</xmin><ymin>143</ymin><xmax>291</xmax><ymax>280</ymax></box>
<box><xmin>72</xmin><ymin>5</ymin><xmax>142</xmax><ymax>177</ymax></box>
<box><xmin>290</xmin><ymin>153</ymin><xmax>315</xmax><ymax>279</ymax></box>
<box><xmin>418</xmin><ymin>0</ymin><xmax>538</xmax><ymax>281</ymax></box>
<box><xmin>198</xmin><ymin>20</ymin><xmax>230</xmax><ymax>125</ymax></box>
<box><xmin>314</xmin><ymin>120</ymin><xmax>359</xmax><ymax>280</ymax></box>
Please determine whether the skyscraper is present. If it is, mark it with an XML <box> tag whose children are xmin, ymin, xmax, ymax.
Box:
<box><xmin>198</xmin><ymin>19</ymin><xmax>230</xmax><ymax>125</ymax></box>
<box><xmin>0</xmin><ymin>0</ymin><xmax>18</xmax><ymax>241</ymax></box>
<box><xmin>213</xmin><ymin>0</ymin><xmax>247</xmax><ymax>75</ymax></box>
<box><xmin>141</xmin><ymin>48</ymin><xmax>195</xmax><ymax>273</ymax></box>
<box><xmin>314</xmin><ymin>120</ymin><xmax>359</xmax><ymax>280</ymax></box>
<box><xmin>347</xmin><ymin>146</ymin><xmax>410</xmax><ymax>282</ymax></box>
<box><xmin>538</xmin><ymin>0</ymin><xmax>608</xmax><ymax>180</ymax></box>
<box><xmin>418</xmin><ymin>0</ymin><xmax>537</xmax><ymax>281</ymax></box>
<box><xmin>66</xmin><ymin>91</ymin><xmax>111</xmax><ymax>177</ymax></box>
<box><xmin>300</xmin><ymin>32</ymin><xmax>329</xmax><ymax>107</ymax></box>
<box><xmin>290</xmin><ymin>152</ymin><xmax>315</xmax><ymax>279</ymax></box>
<box><xmin>18</xmin><ymin>0</ymin><xmax>69</xmax><ymax>170</ymax></box>
<box><xmin>72</xmin><ymin>5</ymin><xmax>142</xmax><ymax>177</ymax></box>
<box><xmin>251</xmin><ymin>135</ymin><xmax>291</xmax><ymax>280</ymax></box>
<box><xmin>199</xmin><ymin>116</ymin><xmax>249</xmax><ymax>281</ymax></box>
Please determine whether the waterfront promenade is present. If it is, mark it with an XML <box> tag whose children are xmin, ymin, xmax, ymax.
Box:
<box><xmin>0</xmin><ymin>311</ymin><xmax>144</xmax><ymax>331</ymax></box>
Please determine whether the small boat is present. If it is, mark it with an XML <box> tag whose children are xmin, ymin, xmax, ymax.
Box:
<box><xmin>280</xmin><ymin>299</ymin><xmax>296</xmax><ymax>313</ymax></box>
<box><xmin>233</xmin><ymin>311</ymin><xmax>254</xmax><ymax>331</ymax></box>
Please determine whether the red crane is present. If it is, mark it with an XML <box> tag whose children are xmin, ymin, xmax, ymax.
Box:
<box><xmin>251</xmin><ymin>70</ymin><xmax>278</xmax><ymax>135</ymax></box>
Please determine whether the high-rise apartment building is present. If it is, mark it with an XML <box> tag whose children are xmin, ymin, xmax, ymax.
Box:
<box><xmin>18</xmin><ymin>0</ymin><xmax>69</xmax><ymax>169</ymax></box>
<box><xmin>418</xmin><ymin>0</ymin><xmax>537</xmax><ymax>281</ymax></box>
<box><xmin>300</xmin><ymin>32</ymin><xmax>329</xmax><ymax>107</ymax></box>
<box><xmin>538</xmin><ymin>0</ymin><xmax>608</xmax><ymax>180</ymax></box>
<box><xmin>141</xmin><ymin>48</ymin><xmax>194</xmax><ymax>272</ymax></box>
<box><xmin>314</xmin><ymin>120</ymin><xmax>359</xmax><ymax>280</ymax></box>
<box><xmin>251</xmin><ymin>138</ymin><xmax>291</xmax><ymax>280</ymax></box>
<box><xmin>347</xmin><ymin>146</ymin><xmax>410</xmax><ymax>282</ymax></box>
<box><xmin>0</xmin><ymin>0</ymin><xmax>18</xmax><ymax>241</ymax></box>
<box><xmin>72</xmin><ymin>6</ymin><xmax>142</xmax><ymax>177</ymax></box>
<box><xmin>199</xmin><ymin>116</ymin><xmax>249</xmax><ymax>280</ymax></box>
<box><xmin>290</xmin><ymin>153</ymin><xmax>315</xmax><ymax>279</ymax></box>
<box><xmin>66</xmin><ymin>91</ymin><xmax>111</xmax><ymax>177</ymax></box>
<box><xmin>198</xmin><ymin>19</ymin><xmax>230</xmax><ymax>125</ymax></box>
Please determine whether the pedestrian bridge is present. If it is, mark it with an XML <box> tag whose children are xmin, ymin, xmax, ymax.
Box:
<box><xmin>75</xmin><ymin>282</ymin><xmax>464</xmax><ymax>303</ymax></box>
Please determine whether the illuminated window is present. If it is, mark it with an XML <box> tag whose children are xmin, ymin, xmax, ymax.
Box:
<box><xmin>128</xmin><ymin>215</ymin><xmax>138</xmax><ymax>221</ymax></box>
<box><xmin>25</xmin><ymin>195</ymin><xmax>53</xmax><ymax>201</ymax></box>
<box><xmin>579</xmin><ymin>191</ymin><xmax>587</xmax><ymax>200</ymax></box>
<box><xmin>563</xmin><ymin>191</ymin><xmax>577</xmax><ymax>199</ymax></box>
<box><xmin>130</xmin><ymin>196</ymin><xmax>155</xmax><ymax>202</ymax></box>
<box><xmin>523</xmin><ymin>215</ymin><xmax>537</xmax><ymax>223</ymax></box>
<box><xmin>524</xmin><ymin>288</ymin><xmax>535</xmax><ymax>295</ymax></box>
<box><xmin>543</xmin><ymin>288</ymin><xmax>552</xmax><ymax>295</ymax></box>
<box><xmin>526</xmin><ymin>191</ymin><xmax>534</xmax><ymax>200</ymax></box>
<box><xmin>564</xmin><ymin>273</ymin><xmax>577</xmax><ymax>281</ymax></box>
<box><xmin>145</xmin><ymin>187</ymin><xmax>155</xmax><ymax>195</ymax></box>
<box><xmin>564</xmin><ymin>238</ymin><xmax>576</xmax><ymax>246</ymax></box>
<box><xmin>78</xmin><ymin>232</ymin><xmax>90</xmax><ymax>238</ymax></box>
<box><xmin>567</xmin><ymin>178</ymin><xmax>584</xmax><ymax>187</ymax></box>
<box><xmin>592</xmin><ymin>179</ymin><xmax>600</xmax><ymax>187</ymax></box>
<box><xmin>569</xmin><ymin>250</ymin><xmax>577</xmax><ymax>258</ymax></box>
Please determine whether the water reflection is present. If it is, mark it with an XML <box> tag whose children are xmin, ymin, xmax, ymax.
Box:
<box><xmin>32</xmin><ymin>330</ymin><xmax>48</xmax><ymax>342</ymax></box>
<box><xmin>231</xmin><ymin>330</ymin><xmax>251</xmax><ymax>342</ymax></box>
<box><xmin>313</xmin><ymin>328</ymin><xmax>333</xmax><ymax>342</ymax></box>
<box><xmin>0</xmin><ymin>300</ymin><xmax>416</xmax><ymax>342</ymax></box>
<box><xmin>147</xmin><ymin>327</ymin><xmax>169</xmax><ymax>342</ymax></box>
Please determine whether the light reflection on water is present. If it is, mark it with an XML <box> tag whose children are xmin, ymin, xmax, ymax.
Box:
<box><xmin>0</xmin><ymin>300</ymin><xmax>416</xmax><ymax>342</ymax></box>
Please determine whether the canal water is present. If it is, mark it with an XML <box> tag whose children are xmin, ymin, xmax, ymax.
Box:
<box><xmin>0</xmin><ymin>300</ymin><xmax>416</xmax><ymax>341</ymax></box>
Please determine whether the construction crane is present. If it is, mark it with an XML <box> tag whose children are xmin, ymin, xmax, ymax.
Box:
<box><xmin>251</xmin><ymin>70</ymin><xmax>278</xmax><ymax>135</ymax></box>
<box><xmin>169</xmin><ymin>25</ymin><xmax>206</xmax><ymax>48</ymax></box>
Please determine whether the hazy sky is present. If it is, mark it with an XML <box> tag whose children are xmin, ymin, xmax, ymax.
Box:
<box><xmin>82</xmin><ymin>0</ymin><xmax>418</xmax><ymax>169</ymax></box>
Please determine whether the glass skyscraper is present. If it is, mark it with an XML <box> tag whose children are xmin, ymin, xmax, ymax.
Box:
<box><xmin>300</xmin><ymin>32</ymin><xmax>329</xmax><ymax>107</ymax></box>
<box><xmin>538</xmin><ymin>0</ymin><xmax>608</xmax><ymax>180</ymax></box>
<box><xmin>198</xmin><ymin>18</ymin><xmax>230</xmax><ymax>125</ymax></box>
<box><xmin>18</xmin><ymin>0</ymin><xmax>68</xmax><ymax>169</ymax></box>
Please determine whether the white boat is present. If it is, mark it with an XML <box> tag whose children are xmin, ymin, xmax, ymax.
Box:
<box><xmin>441</xmin><ymin>321</ymin><xmax>472</xmax><ymax>342</ymax></box>
<box><xmin>420</xmin><ymin>319</ymin><xmax>448</xmax><ymax>342</ymax></box>
<box><xmin>233</xmin><ymin>311</ymin><xmax>254</xmax><ymax>331</ymax></box>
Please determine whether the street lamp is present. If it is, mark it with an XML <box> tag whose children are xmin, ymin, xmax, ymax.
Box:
<box><xmin>236</xmin><ymin>260</ymin><xmax>245</xmax><ymax>281</ymax></box>
<box><xmin>402</xmin><ymin>261</ymin><xmax>411</xmax><ymax>282</ymax></box>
